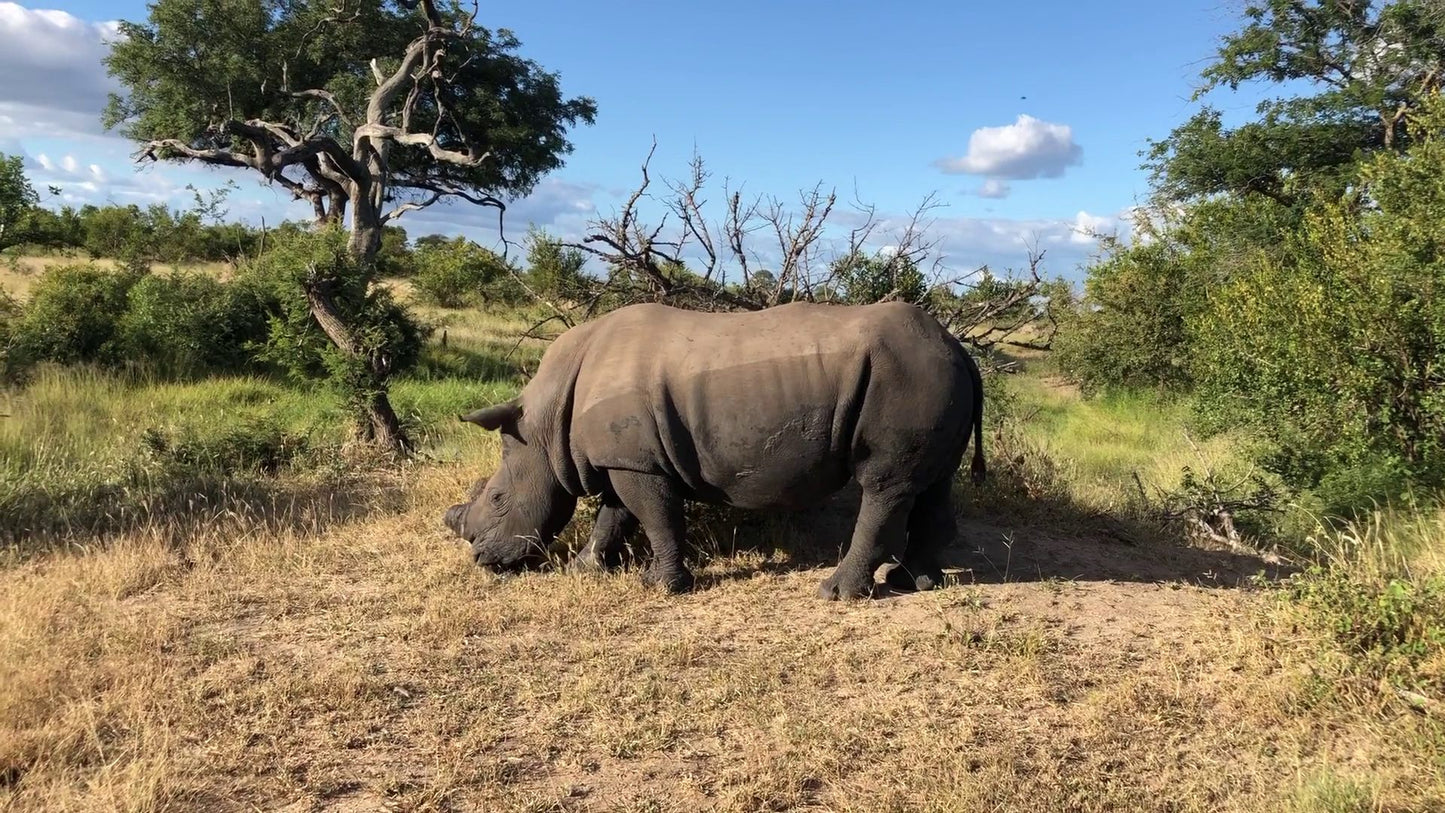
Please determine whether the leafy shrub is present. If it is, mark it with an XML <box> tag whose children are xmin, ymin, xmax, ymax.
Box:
<box><xmin>81</xmin><ymin>204</ymin><xmax>152</xmax><ymax>261</ymax></box>
<box><xmin>242</xmin><ymin>226</ymin><xmax>429</xmax><ymax>411</ymax></box>
<box><xmin>119</xmin><ymin>272</ymin><xmax>271</xmax><ymax>377</ymax></box>
<box><xmin>830</xmin><ymin>251</ymin><xmax>927</xmax><ymax>305</ymax></box>
<box><xmin>1056</xmin><ymin>195</ymin><xmax>1301</xmax><ymax>393</ymax></box>
<box><xmin>1285</xmin><ymin>566</ymin><xmax>1445</xmax><ymax>692</ymax></box>
<box><xmin>524</xmin><ymin>227</ymin><xmax>592</xmax><ymax>302</ymax></box>
<box><xmin>0</xmin><ymin>287</ymin><xmax>20</xmax><ymax>379</ymax></box>
<box><xmin>1053</xmin><ymin>237</ymin><xmax>1199</xmax><ymax>392</ymax></box>
<box><xmin>1188</xmin><ymin>95</ymin><xmax>1445</xmax><ymax>511</ymax></box>
<box><xmin>10</xmin><ymin>263</ymin><xmax>142</xmax><ymax>369</ymax></box>
<box><xmin>412</xmin><ymin>236</ymin><xmax>522</xmax><ymax>307</ymax></box>
<box><xmin>374</xmin><ymin>225</ymin><xmax>415</xmax><ymax>277</ymax></box>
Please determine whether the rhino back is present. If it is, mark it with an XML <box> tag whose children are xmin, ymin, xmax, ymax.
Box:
<box><xmin>562</xmin><ymin>302</ymin><xmax>972</xmax><ymax>508</ymax></box>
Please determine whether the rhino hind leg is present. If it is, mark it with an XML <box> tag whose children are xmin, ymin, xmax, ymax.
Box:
<box><xmin>885</xmin><ymin>477</ymin><xmax>954</xmax><ymax>593</ymax></box>
<box><xmin>570</xmin><ymin>497</ymin><xmax>640</xmax><ymax>573</ymax></box>
<box><xmin>819</xmin><ymin>490</ymin><xmax>915</xmax><ymax>601</ymax></box>
<box><xmin>607</xmin><ymin>470</ymin><xmax>696</xmax><ymax>594</ymax></box>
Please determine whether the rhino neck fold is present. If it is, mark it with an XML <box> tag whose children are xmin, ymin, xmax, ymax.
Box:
<box><xmin>521</xmin><ymin>325</ymin><xmax>596</xmax><ymax>499</ymax></box>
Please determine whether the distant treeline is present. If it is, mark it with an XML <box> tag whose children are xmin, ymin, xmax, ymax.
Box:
<box><xmin>11</xmin><ymin>201</ymin><xmax>423</xmax><ymax>269</ymax></box>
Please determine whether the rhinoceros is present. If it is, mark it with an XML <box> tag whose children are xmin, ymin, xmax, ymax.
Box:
<box><xmin>443</xmin><ymin>300</ymin><xmax>985</xmax><ymax>600</ymax></box>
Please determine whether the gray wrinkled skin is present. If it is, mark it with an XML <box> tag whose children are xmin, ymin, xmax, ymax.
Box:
<box><xmin>445</xmin><ymin>301</ymin><xmax>985</xmax><ymax>599</ymax></box>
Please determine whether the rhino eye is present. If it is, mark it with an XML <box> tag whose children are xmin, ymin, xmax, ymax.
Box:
<box><xmin>489</xmin><ymin>491</ymin><xmax>504</xmax><ymax>506</ymax></box>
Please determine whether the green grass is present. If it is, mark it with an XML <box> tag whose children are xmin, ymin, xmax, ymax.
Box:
<box><xmin>0</xmin><ymin>359</ymin><xmax>520</xmax><ymax>547</ymax></box>
<box><xmin>999</xmin><ymin>373</ymin><xmax>1258</xmax><ymax>512</ymax></box>
<box><xmin>0</xmin><ymin>287</ymin><xmax>554</xmax><ymax>548</ymax></box>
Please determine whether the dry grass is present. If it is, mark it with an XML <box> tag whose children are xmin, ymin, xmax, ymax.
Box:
<box><xmin>0</xmin><ymin>254</ymin><xmax>234</xmax><ymax>300</ymax></box>
<box><xmin>2</xmin><ymin>442</ymin><xmax>1440</xmax><ymax>811</ymax></box>
<box><xmin>2</xmin><ymin>283</ymin><xmax>1440</xmax><ymax>810</ymax></box>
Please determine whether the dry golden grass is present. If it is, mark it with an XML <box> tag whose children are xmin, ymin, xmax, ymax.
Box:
<box><xmin>2</xmin><ymin>280</ymin><xmax>1440</xmax><ymax>810</ymax></box>
<box><xmin>0</xmin><ymin>254</ymin><xmax>234</xmax><ymax>300</ymax></box>
<box><xmin>2</xmin><ymin>439</ymin><xmax>1441</xmax><ymax>811</ymax></box>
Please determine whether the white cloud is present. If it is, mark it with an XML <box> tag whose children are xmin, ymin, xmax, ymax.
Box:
<box><xmin>1069</xmin><ymin>210</ymin><xmax>1117</xmax><ymax>245</ymax></box>
<box><xmin>935</xmin><ymin>114</ymin><xmax>1083</xmax><ymax>181</ymax></box>
<box><xmin>833</xmin><ymin>206</ymin><xmax>1133</xmax><ymax>279</ymax></box>
<box><xmin>0</xmin><ymin>3</ymin><xmax>121</xmax><ymax>137</ymax></box>
<box><xmin>30</xmin><ymin>149</ymin><xmax>114</xmax><ymax>187</ymax></box>
<box><xmin>975</xmin><ymin>179</ymin><xmax>1011</xmax><ymax>199</ymax></box>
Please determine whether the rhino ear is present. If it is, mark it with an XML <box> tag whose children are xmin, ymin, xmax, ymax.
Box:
<box><xmin>459</xmin><ymin>399</ymin><xmax>523</xmax><ymax>438</ymax></box>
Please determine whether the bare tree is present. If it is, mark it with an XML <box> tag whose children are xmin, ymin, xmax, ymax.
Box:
<box><xmin>109</xmin><ymin>0</ymin><xmax>595</xmax><ymax>261</ymax></box>
<box><xmin>541</xmin><ymin>145</ymin><xmax>1062</xmax><ymax>359</ymax></box>
<box><xmin>105</xmin><ymin>0</ymin><xmax>595</xmax><ymax>455</ymax></box>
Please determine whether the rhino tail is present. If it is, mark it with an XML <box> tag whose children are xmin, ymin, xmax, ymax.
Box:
<box><xmin>968</xmin><ymin>352</ymin><xmax>987</xmax><ymax>486</ymax></box>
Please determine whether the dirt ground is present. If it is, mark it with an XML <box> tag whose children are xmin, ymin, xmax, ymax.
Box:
<box><xmin>1</xmin><ymin>471</ymin><xmax>1439</xmax><ymax>812</ymax></box>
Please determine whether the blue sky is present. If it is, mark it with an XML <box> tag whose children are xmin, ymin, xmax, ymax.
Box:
<box><xmin>0</xmin><ymin>0</ymin><xmax>1276</xmax><ymax>280</ymax></box>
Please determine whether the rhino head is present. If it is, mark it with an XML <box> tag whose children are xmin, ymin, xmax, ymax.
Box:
<box><xmin>445</xmin><ymin>399</ymin><xmax>577</xmax><ymax>571</ymax></box>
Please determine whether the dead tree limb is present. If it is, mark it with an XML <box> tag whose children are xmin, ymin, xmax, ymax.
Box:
<box><xmin>546</xmin><ymin>145</ymin><xmax>1066</xmax><ymax>359</ymax></box>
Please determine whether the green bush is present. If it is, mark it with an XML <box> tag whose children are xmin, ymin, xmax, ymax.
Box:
<box><xmin>119</xmin><ymin>272</ymin><xmax>272</xmax><ymax>377</ymax></box>
<box><xmin>412</xmin><ymin>236</ymin><xmax>522</xmax><ymax>307</ymax></box>
<box><xmin>524</xmin><ymin>227</ymin><xmax>592</xmax><ymax>302</ymax></box>
<box><xmin>1053</xmin><ymin>237</ymin><xmax>1198</xmax><ymax>392</ymax></box>
<box><xmin>242</xmin><ymin>226</ymin><xmax>429</xmax><ymax>407</ymax></box>
<box><xmin>81</xmin><ymin>204</ymin><xmax>152</xmax><ymax>262</ymax></box>
<box><xmin>10</xmin><ymin>263</ymin><xmax>142</xmax><ymax>369</ymax></box>
<box><xmin>374</xmin><ymin>225</ymin><xmax>415</xmax><ymax>277</ymax></box>
<box><xmin>1056</xmin><ymin>195</ymin><xmax>1302</xmax><ymax>394</ymax></box>
<box><xmin>1285</xmin><ymin>566</ymin><xmax>1445</xmax><ymax>692</ymax></box>
<box><xmin>0</xmin><ymin>287</ymin><xmax>20</xmax><ymax>379</ymax></box>
<box><xmin>830</xmin><ymin>251</ymin><xmax>927</xmax><ymax>305</ymax></box>
<box><xmin>1188</xmin><ymin>95</ymin><xmax>1445</xmax><ymax>511</ymax></box>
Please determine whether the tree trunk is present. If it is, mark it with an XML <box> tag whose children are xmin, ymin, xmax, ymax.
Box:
<box><xmin>358</xmin><ymin>388</ymin><xmax>410</xmax><ymax>454</ymax></box>
<box><xmin>348</xmin><ymin>185</ymin><xmax>383</xmax><ymax>261</ymax></box>
<box><xmin>303</xmin><ymin>277</ymin><xmax>412</xmax><ymax>456</ymax></box>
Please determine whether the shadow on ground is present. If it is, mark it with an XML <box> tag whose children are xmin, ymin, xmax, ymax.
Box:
<box><xmin>672</xmin><ymin>481</ymin><xmax>1294</xmax><ymax>592</ymax></box>
<box><xmin>1</xmin><ymin>472</ymin><xmax>409</xmax><ymax>559</ymax></box>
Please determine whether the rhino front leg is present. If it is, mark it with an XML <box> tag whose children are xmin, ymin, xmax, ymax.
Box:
<box><xmin>607</xmin><ymin>470</ymin><xmax>695</xmax><ymax>594</ymax></box>
<box><xmin>570</xmin><ymin>495</ymin><xmax>639</xmax><ymax>574</ymax></box>
<box><xmin>820</xmin><ymin>490</ymin><xmax>915</xmax><ymax>601</ymax></box>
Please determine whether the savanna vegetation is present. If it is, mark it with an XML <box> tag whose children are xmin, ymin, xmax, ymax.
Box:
<box><xmin>0</xmin><ymin>0</ymin><xmax>1442</xmax><ymax>810</ymax></box>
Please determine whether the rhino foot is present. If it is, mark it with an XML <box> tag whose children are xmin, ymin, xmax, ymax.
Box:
<box><xmin>884</xmin><ymin>563</ymin><xmax>945</xmax><ymax>593</ymax></box>
<box><xmin>568</xmin><ymin>549</ymin><xmax>609</xmax><ymax>575</ymax></box>
<box><xmin>818</xmin><ymin>570</ymin><xmax>875</xmax><ymax>601</ymax></box>
<box><xmin>643</xmin><ymin>565</ymin><xmax>695</xmax><ymax>594</ymax></box>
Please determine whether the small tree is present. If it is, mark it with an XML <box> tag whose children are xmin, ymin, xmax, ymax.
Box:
<box><xmin>412</xmin><ymin>235</ymin><xmax>519</xmax><ymax>307</ymax></box>
<box><xmin>1190</xmin><ymin>92</ymin><xmax>1445</xmax><ymax>512</ymax></box>
<box><xmin>0</xmin><ymin>153</ymin><xmax>38</xmax><ymax>251</ymax></box>
<box><xmin>103</xmin><ymin>0</ymin><xmax>594</xmax><ymax>453</ymax></box>
<box><xmin>524</xmin><ymin>227</ymin><xmax>591</xmax><ymax>303</ymax></box>
<box><xmin>830</xmin><ymin>250</ymin><xmax>927</xmax><ymax>305</ymax></box>
<box><xmin>81</xmin><ymin>204</ymin><xmax>151</xmax><ymax>261</ymax></box>
<box><xmin>1147</xmin><ymin>0</ymin><xmax>1445</xmax><ymax>207</ymax></box>
<box><xmin>246</xmin><ymin>227</ymin><xmax>428</xmax><ymax>451</ymax></box>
